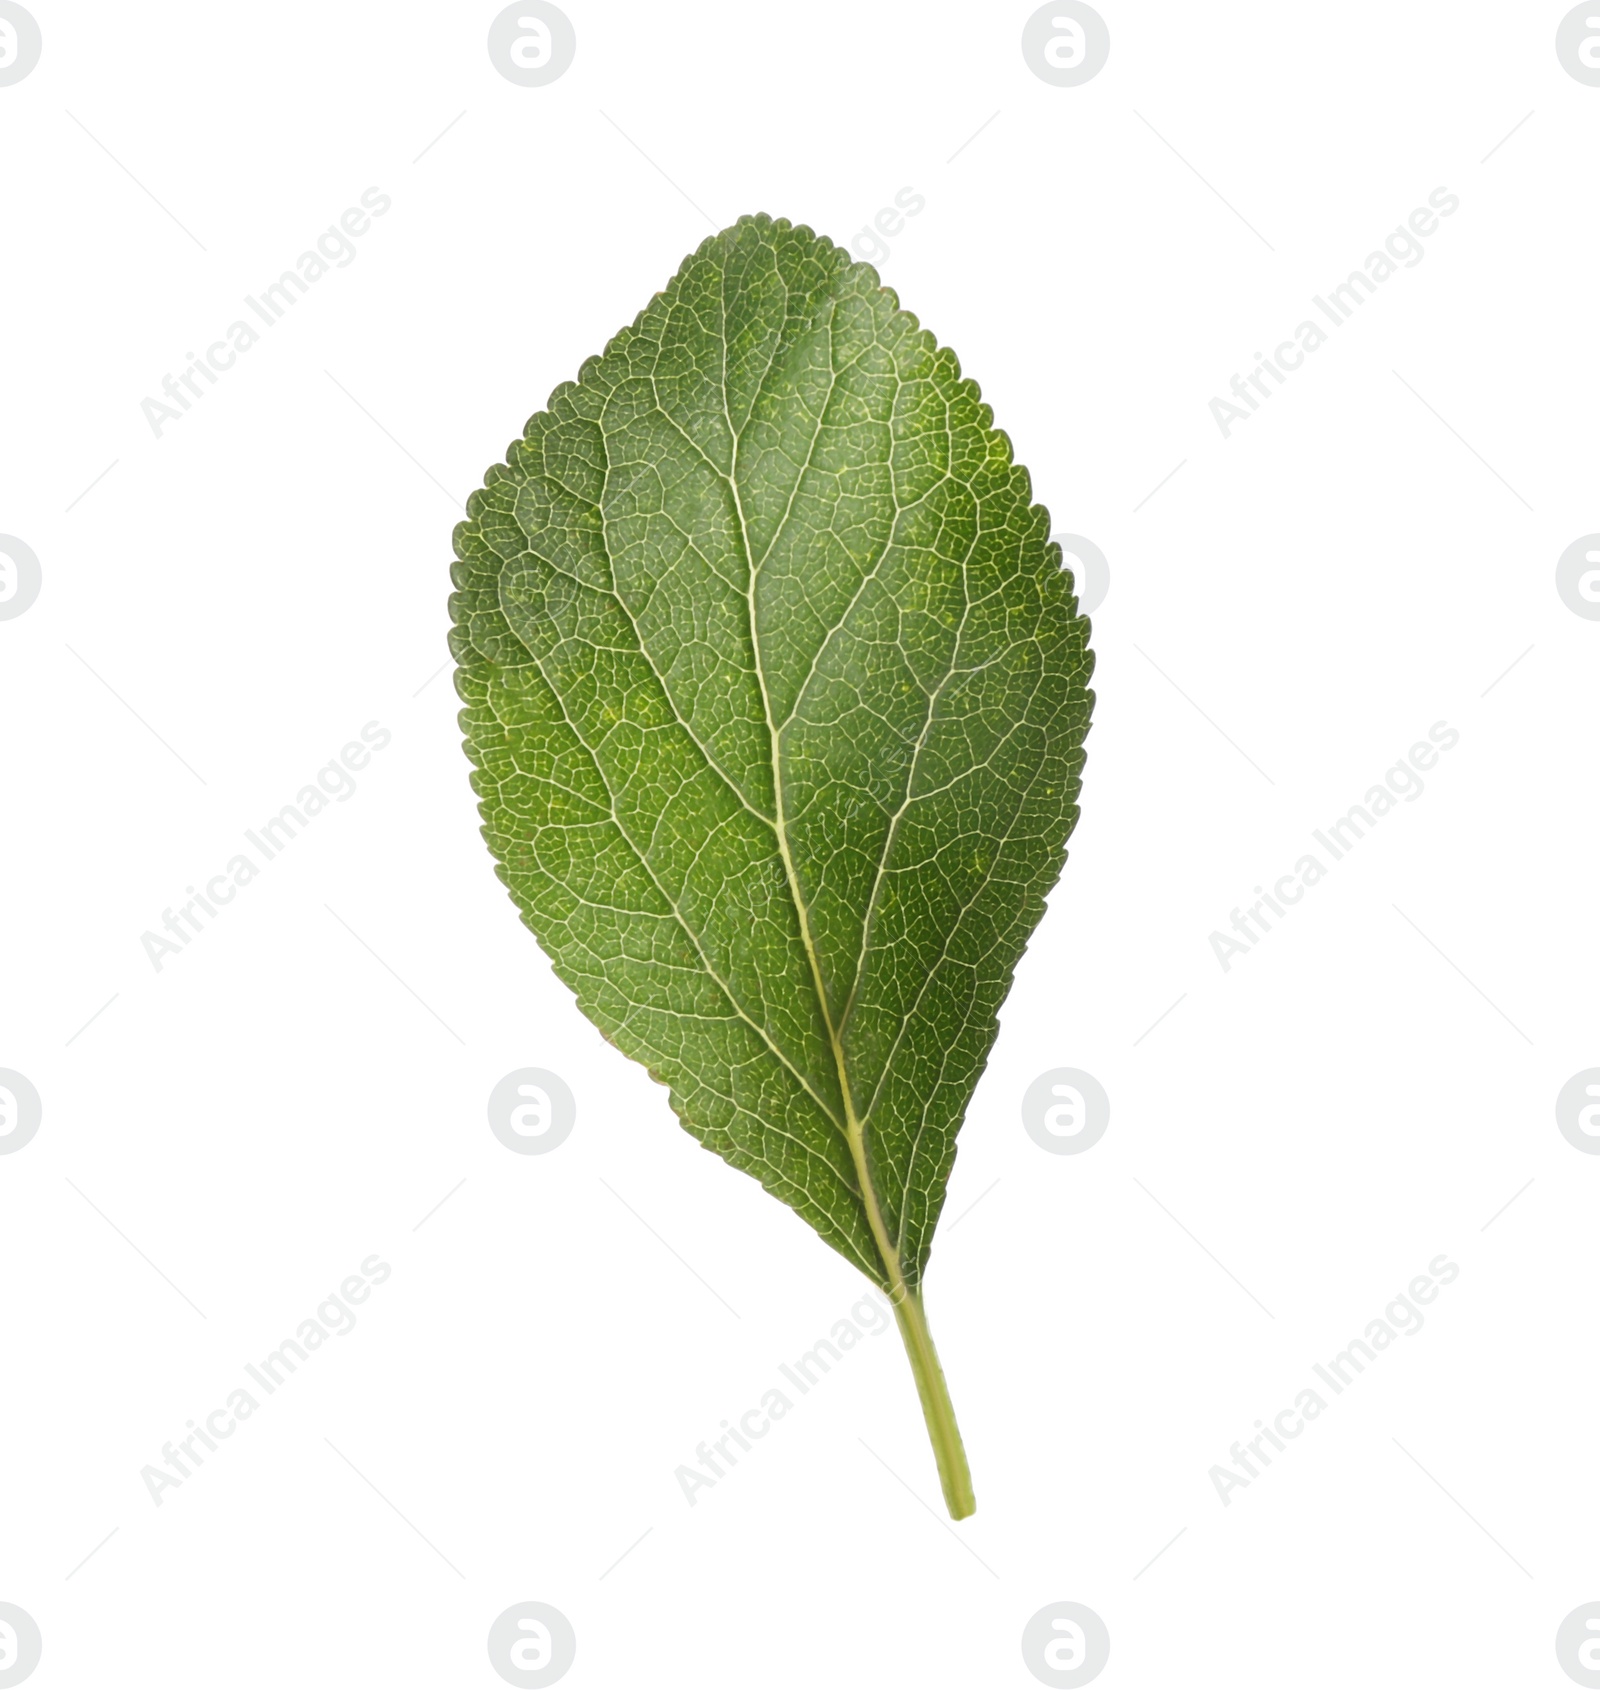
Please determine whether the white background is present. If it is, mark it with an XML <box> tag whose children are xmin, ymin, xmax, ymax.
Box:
<box><xmin>3</xmin><ymin>3</ymin><xmax>1598</xmax><ymax>1685</ymax></box>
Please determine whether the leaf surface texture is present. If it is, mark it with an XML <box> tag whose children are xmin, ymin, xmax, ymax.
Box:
<box><xmin>451</xmin><ymin>214</ymin><xmax>1094</xmax><ymax>1292</ymax></box>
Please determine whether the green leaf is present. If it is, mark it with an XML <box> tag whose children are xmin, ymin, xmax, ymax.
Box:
<box><xmin>450</xmin><ymin>213</ymin><xmax>1093</xmax><ymax>1517</ymax></box>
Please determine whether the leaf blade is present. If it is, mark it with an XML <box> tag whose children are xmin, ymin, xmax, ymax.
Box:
<box><xmin>451</xmin><ymin>213</ymin><xmax>1093</xmax><ymax>1299</ymax></box>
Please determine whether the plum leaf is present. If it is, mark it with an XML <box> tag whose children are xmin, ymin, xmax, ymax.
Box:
<box><xmin>450</xmin><ymin>213</ymin><xmax>1094</xmax><ymax>1517</ymax></box>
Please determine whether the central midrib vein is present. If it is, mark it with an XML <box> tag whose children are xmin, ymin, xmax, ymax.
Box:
<box><xmin>719</xmin><ymin>285</ymin><xmax>911</xmax><ymax>1304</ymax></box>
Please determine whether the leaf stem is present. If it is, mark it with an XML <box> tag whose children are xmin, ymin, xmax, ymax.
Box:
<box><xmin>889</xmin><ymin>1287</ymin><xmax>975</xmax><ymax>1519</ymax></box>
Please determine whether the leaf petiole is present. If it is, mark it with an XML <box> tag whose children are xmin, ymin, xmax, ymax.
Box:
<box><xmin>889</xmin><ymin>1287</ymin><xmax>975</xmax><ymax>1520</ymax></box>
